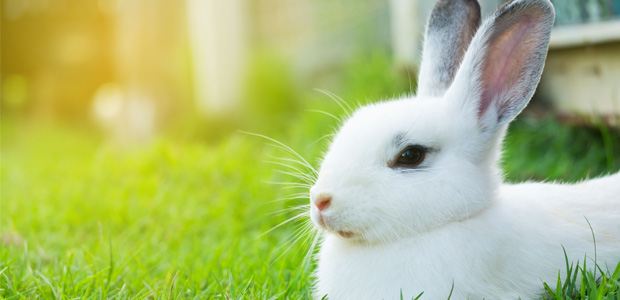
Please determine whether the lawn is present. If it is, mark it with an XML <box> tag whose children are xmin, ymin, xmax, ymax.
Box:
<box><xmin>2</xmin><ymin>54</ymin><xmax>620</xmax><ymax>299</ymax></box>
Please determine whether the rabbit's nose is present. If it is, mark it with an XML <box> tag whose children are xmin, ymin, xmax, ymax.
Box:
<box><xmin>314</xmin><ymin>194</ymin><xmax>332</xmax><ymax>211</ymax></box>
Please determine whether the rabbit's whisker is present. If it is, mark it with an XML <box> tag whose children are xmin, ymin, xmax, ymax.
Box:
<box><xmin>265</xmin><ymin>154</ymin><xmax>318</xmax><ymax>179</ymax></box>
<box><xmin>269</xmin><ymin>205</ymin><xmax>311</xmax><ymax>216</ymax></box>
<box><xmin>267</xmin><ymin>193</ymin><xmax>309</xmax><ymax>204</ymax></box>
<box><xmin>271</xmin><ymin>222</ymin><xmax>316</xmax><ymax>264</ymax></box>
<box><xmin>264</xmin><ymin>159</ymin><xmax>318</xmax><ymax>181</ymax></box>
<box><xmin>302</xmin><ymin>229</ymin><xmax>322</xmax><ymax>268</ymax></box>
<box><xmin>262</xmin><ymin>181</ymin><xmax>311</xmax><ymax>188</ymax></box>
<box><xmin>314</xmin><ymin>88</ymin><xmax>353</xmax><ymax>118</ymax></box>
<box><xmin>265</xmin><ymin>159</ymin><xmax>317</xmax><ymax>176</ymax></box>
<box><xmin>260</xmin><ymin>211</ymin><xmax>309</xmax><ymax>238</ymax></box>
<box><xmin>273</xmin><ymin>170</ymin><xmax>316</xmax><ymax>185</ymax></box>
<box><xmin>307</xmin><ymin>109</ymin><xmax>344</xmax><ymax>124</ymax></box>
<box><xmin>240</xmin><ymin>131</ymin><xmax>319</xmax><ymax>176</ymax></box>
<box><xmin>310</xmin><ymin>133</ymin><xmax>336</xmax><ymax>148</ymax></box>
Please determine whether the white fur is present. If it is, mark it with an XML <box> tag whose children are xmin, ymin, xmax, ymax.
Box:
<box><xmin>309</xmin><ymin>0</ymin><xmax>620</xmax><ymax>299</ymax></box>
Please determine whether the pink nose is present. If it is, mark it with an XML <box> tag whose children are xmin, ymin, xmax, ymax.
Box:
<box><xmin>315</xmin><ymin>195</ymin><xmax>332</xmax><ymax>211</ymax></box>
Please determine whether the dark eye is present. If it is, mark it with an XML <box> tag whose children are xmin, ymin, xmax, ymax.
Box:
<box><xmin>395</xmin><ymin>146</ymin><xmax>426</xmax><ymax>167</ymax></box>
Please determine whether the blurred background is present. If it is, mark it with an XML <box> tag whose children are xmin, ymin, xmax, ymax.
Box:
<box><xmin>2</xmin><ymin>0</ymin><xmax>620</xmax><ymax>140</ymax></box>
<box><xmin>2</xmin><ymin>0</ymin><xmax>400</xmax><ymax>142</ymax></box>
<box><xmin>2</xmin><ymin>0</ymin><xmax>620</xmax><ymax>298</ymax></box>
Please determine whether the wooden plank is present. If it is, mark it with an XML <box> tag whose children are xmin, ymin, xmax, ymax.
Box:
<box><xmin>550</xmin><ymin>20</ymin><xmax>620</xmax><ymax>49</ymax></box>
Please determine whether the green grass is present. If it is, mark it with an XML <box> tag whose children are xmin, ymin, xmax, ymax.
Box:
<box><xmin>2</xmin><ymin>53</ymin><xmax>620</xmax><ymax>299</ymax></box>
<box><xmin>503</xmin><ymin>118</ymin><xmax>620</xmax><ymax>182</ymax></box>
<box><xmin>542</xmin><ymin>246</ymin><xmax>620</xmax><ymax>300</ymax></box>
<box><xmin>1</xmin><ymin>123</ymin><xmax>320</xmax><ymax>299</ymax></box>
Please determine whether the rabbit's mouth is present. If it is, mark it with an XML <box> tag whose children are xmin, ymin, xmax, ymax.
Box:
<box><xmin>323</xmin><ymin>222</ymin><xmax>356</xmax><ymax>239</ymax></box>
<box><xmin>337</xmin><ymin>230</ymin><xmax>354</xmax><ymax>238</ymax></box>
<box><xmin>312</xmin><ymin>211</ymin><xmax>356</xmax><ymax>238</ymax></box>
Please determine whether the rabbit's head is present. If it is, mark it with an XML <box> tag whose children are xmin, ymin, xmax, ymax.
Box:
<box><xmin>310</xmin><ymin>0</ymin><xmax>554</xmax><ymax>244</ymax></box>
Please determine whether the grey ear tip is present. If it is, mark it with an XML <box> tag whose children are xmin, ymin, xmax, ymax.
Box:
<box><xmin>463</xmin><ymin>0</ymin><xmax>481</xmax><ymax>17</ymax></box>
<box><xmin>447</xmin><ymin>0</ymin><xmax>482</xmax><ymax>21</ymax></box>
<box><xmin>495</xmin><ymin>0</ymin><xmax>556</xmax><ymax>22</ymax></box>
<box><xmin>456</xmin><ymin>0</ymin><xmax>481</xmax><ymax>11</ymax></box>
<box><xmin>467</xmin><ymin>0</ymin><xmax>482</xmax><ymax>22</ymax></box>
<box><xmin>518</xmin><ymin>0</ymin><xmax>555</xmax><ymax>11</ymax></box>
<box><xmin>534</xmin><ymin>0</ymin><xmax>557</xmax><ymax>24</ymax></box>
<box><xmin>538</xmin><ymin>0</ymin><xmax>556</xmax><ymax>14</ymax></box>
<box><xmin>435</xmin><ymin>0</ymin><xmax>480</xmax><ymax>12</ymax></box>
<box><xmin>463</xmin><ymin>0</ymin><xmax>481</xmax><ymax>9</ymax></box>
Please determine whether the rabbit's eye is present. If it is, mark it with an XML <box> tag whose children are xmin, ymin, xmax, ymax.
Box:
<box><xmin>395</xmin><ymin>146</ymin><xmax>426</xmax><ymax>167</ymax></box>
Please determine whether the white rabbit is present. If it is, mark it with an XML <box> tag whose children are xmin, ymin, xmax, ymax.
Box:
<box><xmin>308</xmin><ymin>0</ymin><xmax>620</xmax><ymax>299</ymax></box>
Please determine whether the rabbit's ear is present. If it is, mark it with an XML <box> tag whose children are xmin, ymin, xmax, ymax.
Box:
<box><xmin>417</xmin><ymin>0</ymin><xmax>481</xmax><ymax>97</ymax></box>
<box><xmin>448</xmin><ymin>0</ymin><xmax>554</xmax><ymax>130</ymax></box>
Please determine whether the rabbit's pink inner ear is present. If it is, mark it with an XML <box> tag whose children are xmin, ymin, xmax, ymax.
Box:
<box><xmin>478</xmin><ymin>14</ymin><xmax>538</xmax><ymax>121</ymax></box>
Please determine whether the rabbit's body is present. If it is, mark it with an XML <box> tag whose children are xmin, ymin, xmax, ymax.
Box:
<box><xmin>316</xmin><ymin>174</ymin><xmax>620</xmax><ymax>300</ymax></box>
<box><xmin>308</xmin><ymin>0</ymin><xmax>620</xmax><ymax>298</ymax></box>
